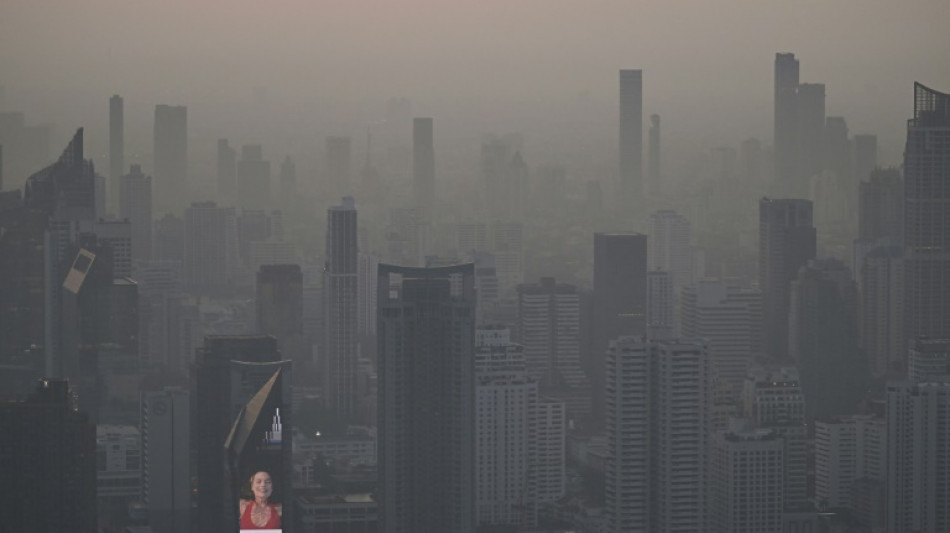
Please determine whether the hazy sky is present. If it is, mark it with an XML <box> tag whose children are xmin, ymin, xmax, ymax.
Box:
<box><xmin>2</xmin><ymin>0</ymin><xmax>949</xmax><ymax>170</ymax></box>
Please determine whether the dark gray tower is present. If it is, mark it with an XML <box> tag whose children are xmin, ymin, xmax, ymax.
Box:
<box><xmin>619</xmin><ymin>69</ymin><xmax>643</xmax><ymax>204</ymax></box>
<box><xmin>759</xmin><ymin>198</ymin><xmax>816</xmax><ymax>360</ymax></box>
<box><xmin>774</xmin><ymin>53</ymin><xmax>800</xmax><ymax>197</ymax></box>
<box><xmin>109</xmin><ymin>94</ymin><xmax>124</xmax><ymax>213</ymax></box>
<box><xmin>324</xmin><ymin>197</ymin><xmax>359</xmax><ymax>421</ymax></box>
<box><xmin>378</xmin><ymin>263</ymin><xmax>475</xmax><ymax>533</ymax></box>
<box><xmin>904</xmin><ymin>82</ymin><xmax>950</xmax><ymax>343</ymax></box>
<box><xmin>413</xmin><ymin>118</ymin><xmax>434</xmax><ymax>218</ymax></box>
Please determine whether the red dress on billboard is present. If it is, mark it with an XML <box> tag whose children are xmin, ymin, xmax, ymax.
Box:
<box><xmin>240</xmin><ymin>500</ymin><xmax>282</xmax><ymax>530</ymax></box>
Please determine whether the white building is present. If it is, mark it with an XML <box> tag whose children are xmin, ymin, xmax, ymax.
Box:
<box><xmin>708</xmin><ymin>420</ymin><xmax>784</xmax><ymax>533</ymax></box>
<box><xmin>96</xmin><ymin>425</ymin><xmax>141</xmax><ymax>502</ymax></box>
<box><xmin>814</xmin><ymin>414</ymin><xmax>885</xmax><ymax>510</ymax></box>
<box><xmin>141</xmin><ymin>387</ymin><xmax>190</xmax><ymax>533</ymax></box>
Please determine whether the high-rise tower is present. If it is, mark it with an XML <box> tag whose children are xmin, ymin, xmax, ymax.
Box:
<box><xmin>324</xmin><ymin>197</ymin><xmax>359</xmax><ymax>421</ymax></box>
<box><xmin>377</xmin><ymin>263</ymin><xmax>476</xmax><ymax>533</ymax></box>
<box><xmin>109</xmin><ymin>94</ymin><xmax>124</xmax><ymax>213</ymax></box>
<box><xmin>119</xmin><ymin>164</ymin><xmax>152</xmax><ymax>264</ymax></box>
<box><xmin>904</xmin><ymin>82</ymin><xmax>950</xmax><ymax>342</ymax></box>
<box><xmin>619</xmin><ymin>69</ymin><xmax>643</xmax><ymax>204</ymax></box>
<box><xmin>153</xmin><ymin>105</ymin><xmax>187</xmax><ymax>211</ymax></box>
<box><xmin>774</xmin><ymin>53</ymin><xmax>800</xmax><ymax>196</ymax></box>
<box><xmin>413</xmin><ymin>118</ymin><xmax>434</xmax><ymax>218</ymax></box>
<box><xmin>759</xmin><ymin>198</ymin><xmax>816</xmax><ymax>360</ymax></box>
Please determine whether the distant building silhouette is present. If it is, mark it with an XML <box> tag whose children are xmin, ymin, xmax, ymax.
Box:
<box><xmin>903</xmin><ymin>82</ymin><xmax>950</xmax><ymax>343</ymax></box>
<box><xmin>153</xmin><ymin>105</ymin><xmax>187</xmax><ymax>211</ymax></box>
<box><xmin>109</xmin><ymin>94</ymin><xmax>124</xmax><ymax>213</ymax></box>
<box><xmin>649</xmin><ymin>210</ymin><xmax>693</xmax><ymax>294</ymax></box>
<box><xmin>648</xmin><ymin>113</ymin><xmax>661</xmax><ymax>196</ymax></box>
<box><xmin>119</xmin><ymin>164</ymin><xmax>153</xmax><ymax>264</ymax></box>
<box><xmin>412</xmin><ymin>118</ymin><xmax>434</xmax><ymax>218</ymax></box>
<box><xmin>758</xmin><ymin>198</ymin><xmax>815</xmax><ymax>360</ymax></box>
<box><xmin>141</xmin><ymin>386</ymin><xmax>191</xmax><ymax>533</ymax></box>
<box><xmin>216</xmin><ymin>138</ymin><xmax>236</xmax><ymax>198</ymax></box>
<box><xmin>279</xmin><ymin>155</ymin><xmax>296</xmax><ymax>209</ymax></box>
<box><xmin>0</xmin><ymin>379</ymin><xmax>96</xmax><ymax>533</ymax></box>
<box><xmin>184</xmin><ymin>201</ymin><xmax>237</xmax><ymax>295</ymax></box>
<box><xmin>257</xmin><ymin>264</ymin><xmax>304</xmax><ymax>371</ymax></box>
<box><xmin>619</xmin><ymin>69</ymin><xmax>643</xmax><ymax>204</ymax></box>
<box><xmin>773</xmin><ymin>53</ymin><xmax>799</xmax><ymax>196</ymax></box>
<box><xmin>237</xmin><ymin>144</ymin><xmax>271</xmax><ymax>209</ymax></box>
<box><xmin>377</xmin><ymin>263</ymin><xmax>476</xmax><ymax>533</ymax></box>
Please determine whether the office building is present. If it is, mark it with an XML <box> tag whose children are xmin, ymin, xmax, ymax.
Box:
<box><xmin>886</xmin><ymin>378</ymin><xmax>950</xmax><ymax>532</ymax></box>
<box><xmin>96</xmin><ymin>425</ymin><xmax>141</xmax><ymax>515</ymax></box>
<box><xmin>759</xmin><ymin>198</ymin><xmax>816</xmax><ymax>360</ymax></box>
<box><xmin>109</xmin><ymin>94</ymin><xmax>123</xmax><ymax>213</ymax></box>
<box><xmin>153</xmin><ymin>105</ymin><xmax>187</xmax><ymax>210</ymax></box>
<box><xmin>591</xmin><ymin>232</ymin><xmax>646</xmax><ymax>423</ymax></box>
<box><xmin>184</xmin><ymin>201</ymin><xmax>237</xmax><ymax>295</ymax></box>
<box><xmin>412</xmin><ymin>117</ymin><xmax>434</xmax><ymax>217</ymax></box>
<box><xmin>646</xmin><ymin>269</ymin><xmax>673</xmax><ymax>340</ymax></box>
<box><xmin>619</xmin><ymin>69</ymin><xmax>643</xmax><ymax>204</ymax></box>
<box><xmin>708</xmin><ymin>420</ymin><xmax>784</xmax><ymax>533</ymax></box>
<box><xmin>194</xmin><ymin>335</ymin><xmax>290</xmax><ymax>533</ymax></box>
<box><xmin>649</xmin><ymin>210</ymin><xmax>693</xmax><ymax>292</ymax></box>
<box><xmin>907</xmin><ymin>338</ymin><xmax>950</xmax><ymax>383</ymax></box>
<box><xmin>0</xmin><ymin>379</ymin><xmax>96</xmax><ymax>533</ymax></box>
<box><xmin>774</xmin><ymin>52</ymin><xmax>800</xmax><ymax>197</ymax></box>
<box><xmin>788</xmin><ymin>258</ymin><xmax>863</xmax><ymax>418</ymax></box>
<box><xmin>648</xmin><ymin>114</ymin><xmax>661</xmax><ymax>196</ymax></box>
<box><xmin>153</xmin><ymin>213</ymin><xmax>184</xmax><ymax>263</ymax></box>
<box><xmin>377</xmin><ymin>263</ymin><xmax>475</xmax><ymax>533</ymax></box>
<box><xmin>90</xmin><ymin>218</ymin><xmax>133</xmax><ymax>278</ymax></box>
<box><xmin>237</xmin><ymin>144</ymin><xmax>271</xmax><ymax>209</ymax></box>
<box><xmin>323</xmin><ymin>197</ymin><xmax>359</xmax><ymax>420</ymax></box>
<box><xmin>257</xmin><ymin>264</ymin><xmax>304</xmax><ymax>370</ymax></box>
<box><xmin>357</xmin><ymin>251</ymin><xmax>379</xmax><ymax>338</ymax></box>
<box><xmin>603</xmin><ymin>337</ymin><xmax>709</xmax><ymax>533</ymax></box>
<box><xmin>742</xmin><ymin>366</ymin><xmax>808</xmax><ymax>512</ymax></box>
<box><xmin>141</xmin><ymin>387</ymin><xmax>191</xmax><ymax>533</ymax></box>
<box><xmin>326</xmin><ymin>136</ymin><xmax>352</xmax><ymax>194</ymax></box>
<box><xmin>216</xmin><ymin>138</ymin><xmax>236</xmax><ymax>198</ymax></box>
<box><xmin>904</xmin><ymin>82</ymin><xmax>950</xmax><ymax>342</ymax></box>
<box><xmin>814</xmin><ymin>414</ymin><xmax>885</xmax><ymax>514</ymax></box>
<box><xmin>119</xmin><ymin>164</ymin><xmax>152</xmax><ymax>264</ymax></box>
<box><xmin>861</xmin><ymin>245</ymin><xmax>904</xmax><ymax>379</ymax></box>
<box><xmin>680</xmin><ymin>281</ymin><xmax>762</xmax><ymax>397</ymax></box>
<box><xmin>517</xmin><ymin>277</ymin><xmax>590</xmax><ymax>420</ymax></box>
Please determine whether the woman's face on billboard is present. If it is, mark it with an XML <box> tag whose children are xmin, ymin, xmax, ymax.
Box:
<box><xmin>251</xmin><ymin>471</ymin><xmax>273</xmax><ymax>501</ymax></box>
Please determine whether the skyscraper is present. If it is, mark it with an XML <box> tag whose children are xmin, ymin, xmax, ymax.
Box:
<box><xmin>194</xmin><ymin>335</ymin><xmax>289</xmax><ymax>533</ymax></box>
<box><xmin>591</xmin><ymin>232</ymin><xmax>647</xmax><ymax>424</ymax></box>
<box><xmin>861</xmin><ymin>246</ymin><xmax>904</xmax><ymax>379</ymax></box>
<box><xmin>326</xmin><ymin>136</ymin><xmax>352</xmax><ymax>194</ymax></box>
<box><xmin>141</xmin><ymin>386</ymin><xmax>191</xmax><ymax>533</ymax></box>
<box><xmin>412</xmin><ymin>118</ymin><xmax>434</xmax><ymax>218</ymax></box>
<box><xmin>324</xmin><ymin>197</ymin><xmax>359</xmax><ymax>421</ymax></box>
<box><xmin>774</xmin><ymin>53</ymin><xmax>799</xmax><ymax>196</ymax></box>
<box><xmin>646</xmin><ymin>270</ymin><xmax>674</xmax><ymax>340</ymax></box>
<box><xmin>257</xmin><ymin>264</ymin><xmax>304</xmax><ymax>370</ymax></box>
<box><xmin>153</xmin><ymin>105</ymin><xmax>187</xmax><ymax>211</ymax></box>
<box><xmin>237</xmin><ymin>144</ymin><xmax>271</xmax><ymax>209</ymax></box>
<box><xmin>119</xmin><ymin>164</ymin><xmax>152</xmax><ymax>264</ymax></box>
<box><xmin>797</xmin><ymin>83</ymin><xmax>826</xmax><ymax>184</ymax></box>
<box><xmin>377</xmin><ymin>263</ymin><xmax>475</xmax><ymax>533</ymax></box>
<box><xmin>517</xmin><ymin>277</ymin><xmax>591</xmax><ymax>420</ymax></box>
<box><xmin>648</xmin><ymin>113</ymin><xmax>660</xmax><ymax>196</ymax></box>
<box><xmin>619</xmin><ymin>69</ymin><xmax>643</xmax><ymax>204</ymax></box>
<box><xmin>184</xmin><ymin>201</ymin><xmax>237</xmax><ymax>295</ymax></box>
<box><xmin>904</xmin><ymin>82</ymin><xmax>950</xmax><ymax>342</ymax></box>
<box><xmin>216</xmin><ymin>138</ymin><xmax>236</xmax><ymax>198</ymax></box>
<box><xmin>0</xmin><ymin>379</ymin><xmax>97</xmax><ymax>533</ymax></box>
<box><xmin>649</xmin><ymin>209</ymin><xmax>693</xmax><ymax>293</ymax></box>
<box><xmin>109</xmin><ymin>94</ymin><xmax>124</xmax><ymax>213</ymax></box>
<box><xmin>604</xmin><ymin>337</ymin><xmax>709</xmax><ymax>533</ymax></box>
<box><xmin>759</xmin><ymin>198</ymin><xmax>816</xmax><ymax>360</ymax></box>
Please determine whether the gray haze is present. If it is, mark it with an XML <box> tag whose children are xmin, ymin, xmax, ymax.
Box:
<box><xmin>2</xmin><ymin>0</ymin><xmax>949</xmax><ymax>177</ymax></box>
